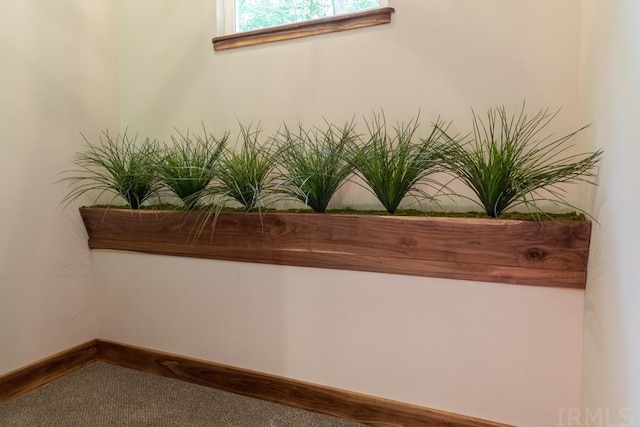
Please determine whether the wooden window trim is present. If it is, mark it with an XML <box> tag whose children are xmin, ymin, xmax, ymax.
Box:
<box><xmin>212</xmin><ymin>7</ymin><xmax>395</xmax><ymax>51</ymax></box>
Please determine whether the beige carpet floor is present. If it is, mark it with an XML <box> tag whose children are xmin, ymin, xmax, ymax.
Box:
<box><xmin>0</xmin><ymin>362</ymin><xmax>367</xmax><ymax>426</ymax></box>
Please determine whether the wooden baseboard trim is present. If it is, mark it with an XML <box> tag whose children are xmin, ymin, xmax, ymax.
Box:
<box><xmin>96</xmin><ymin>339</ymin><xmax>511</xmax><ymax>427</ymax></box>
<box><xmin>0</xmin><ymin>340</ymin><xmax>512</xmax><ymax>426</ymax></box>
<box><xmin>0</xmin><ymin>340</ymin><xmax>97</xmax><ymax>403</ymax></box>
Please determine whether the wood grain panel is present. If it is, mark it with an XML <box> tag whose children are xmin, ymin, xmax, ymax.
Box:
<box><xmin>0</xmin><ymin>341</ymin><xmax>97</xmax><ymax>402</ymax></box>
<box><xmin>212</xmin><ymin>7</ymin><xmax>395</xmax><ymax>51</ymax></box>
<box><xmin>80</xmin><ymin>208</ymin><xmax>591</xmax><ymax>288</ymax></box>
<box><xmin>96</xmin><ymin>340</ymin><xmax>512</xmax><ymax>427</ymax></box>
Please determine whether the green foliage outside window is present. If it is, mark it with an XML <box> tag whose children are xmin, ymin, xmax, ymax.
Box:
<box><xmin>236</xmin><ymin>0</ymin><xmax>380</xmax><ymax>32</ymax></box>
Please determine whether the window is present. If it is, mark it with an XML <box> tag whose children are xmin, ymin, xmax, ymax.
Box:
<box><xmin>213</xmin><ymin>1</ymin><xmax>393</xmax><ymax>51</ymax></box>
<box><xmin>229</xmin><ymin>0</ymin><xmax>384</xmax><ymax>33</ymax></box>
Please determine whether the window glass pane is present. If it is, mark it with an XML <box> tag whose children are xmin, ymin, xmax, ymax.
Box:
<box><xmin>236</xmin><ymin>0</ymin><xmax>381</xmax><ymax>32</ymax></box>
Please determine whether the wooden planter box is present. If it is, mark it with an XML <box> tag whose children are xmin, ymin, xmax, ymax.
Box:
<box><xmin>79</xmin><ymin>208</ymin><xmax>591</xmax><ymax>289</ymax></box>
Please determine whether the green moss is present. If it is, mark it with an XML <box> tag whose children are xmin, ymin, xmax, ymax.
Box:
<box><xmin>87</xmin><ymin>204</ymin><xmax>586</xmax><ymax>221</ymax></box>
<box><xmin>90</xmin><ymin>203</ymin><xmax>187</xmax><ymax>211</ymax></box>
<box><xmin>260</xmin><ymin>208</ymin><xmax>585</xmax><ymax>221</ymax></box>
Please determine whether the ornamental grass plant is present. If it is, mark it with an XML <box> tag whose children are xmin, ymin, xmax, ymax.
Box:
<box><xmin>215</xmin><ymin>123</ymin><xmax>279</xmax><ymax>211</ymax></box>
<box><xmin>275</xmin><ymin>120</ymin><xmax>356</xmax><ymax>213</ymax></box>
<box><xmin>61</xmin><ymin>129</ymin><xmax>161</xmax><ymax>209</ymax></box>
<box><xmin>436</xmin><ymin>105</ymin><xmax>602</xmax><ymax>218</ymax></box>
<box><xmin>157</xmin><ymin>126</ymin><xmax>228</xmax><ymax>209</ymax></box>
<box><xmin>62</xmin><ymin>105</ymin><xmax>603</xmax><ymax>223</ymax></box>
<box><xmin>346</xmin><ymin>113</ymin><xmax>445</xmax><ymax>214</ymax></box>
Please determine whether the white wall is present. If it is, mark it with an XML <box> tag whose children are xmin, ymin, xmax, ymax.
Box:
<box><xmin>93</xmin><ymin>1</ymin><xmax>587</xmax><ymax>426</ymax></box>
<box><xmin>0</xmin><ymin>1</ymin><xmax>118</xmax><ymax>374</ymax></box>
<box><xmin>97</xmin><ymin>252</ymin><xmax>584</xmax><ymax>427</ymax></box>
<box><xmin>117</xmin><ymin>0</ymin><xmax>583</xmax><ymax>131</ymax></box>
<box><xmin>581</xmin><ymin>1</ymin><xmax>640</xmax><ymax>426</ymax></box>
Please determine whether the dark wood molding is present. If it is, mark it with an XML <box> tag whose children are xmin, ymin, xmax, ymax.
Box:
<box><xmin>0</xmin><ymin>340</ymin><xmax>97</xmax><ymax>402</ymax></box>
<box><xmin>96</xmin><ymin>340</ymin><xmax>512</xmax><ymax>427</ymax></box>
<box><xmin>80</xmin><ymin>208</ymin><xmax>591</xmax><ymax>289</ymax></box>
<box><xmin>1</xmin><ymin>339</ymin><xmax>512</xmax><ymax>425</ymax></box>
<box><xmin>212</xmin><ymin>7</ymin><xmax>395</xmax><ymax>51</ymax></box>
